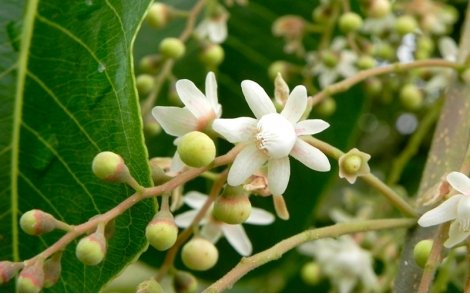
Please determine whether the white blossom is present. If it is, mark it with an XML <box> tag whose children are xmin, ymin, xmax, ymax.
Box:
<box><xmin>195</xmin><ymin>9</ymin><xmax>229</xmax><ymax>44</ymax></box>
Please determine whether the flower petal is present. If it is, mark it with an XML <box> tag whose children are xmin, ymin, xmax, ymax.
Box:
<box><xmin>444</xmin><ymin>221</ymin><xmax>470</xmax><ymax>248</ymax></box>
<box><xmin>290</xmin><ymin>138</ymin><xmax>331</xmax><ymax>172</ymax></box>
<box><xmin>183</xmin><ymin>191</ymin><xmax>209</xmax><ymax>209</ymax></box>
<box><xmin>246</xmin><ymin>207</ymin><xmax>275</xmax><ymax>225</ymax></box>
<box><xmin>280</xmin><ymin>85</ymin><xmax>307</xmax><ymax>123</ymax></box>
<box><xmin>176</xmin><ymin>79</ymin><xmax>213</xmax><ymax>118</ymax></box>
<box><xmin>169</xmin><ymin>152</ymin><xmax>185</xmax><ymax>175</ymax></box>
<box><xmin>174</xmin><ymin>210</ymin><xmax>198</xmax><ymax>228</ymax></box>
<box><xmin>439</xmin><ymin>37</ymin><xmax>458</xmax><ymax>62</ymax></box>
<box><xmin>447</xmin><ymin>172</ymin><xmax>470</xmax><ymax>196</ymax></box>
<box><xmin>205</xmin><ymin>71</ymin><xmax>221</xmax><ymax>115</ymax></box>
<box><xmin>212</xmin><ymin>117</ymin><xmax>257</xmax><ymax>143</ymax></box>
<box><xmin>295</xmin><ymin>119</ymin><xmax>330</xmax><ymax>136</ymax></box>
<box><xmin>221</xmin><ymin>224</ymin><xmax>253</xmax><ymax>256</ymax></box>
<box><xmin>417</xmin><ymin>194</ymin><xmax>462</xmax><ymax>227</ymax></box>
<box><xmin>152</xmin><ymin>106</ymin><xmax>197</xmax><ymax>137</ymax></box>
<box><xmin>268</xmin><ymin>157</ymin><xmax>291</xmax><ymax>195</ymax></box>
<box><xmin>228</xmin><ymin>144</ymin><xmax>268</xmax><ymax>186</ymax></box>
<box><xmin>241</xmin><ymin>80</ymin><xmax>276</xmax><ymax>119</ymax></box>
<box><xmin>200</xmin><ymin>221</ymin><xmax>223</xmax><ymax>243</ymax></box>
<box><xmin>319</xmin><ymin>70</ymin><xmax>338</xmax><ymax>88</ymax></box>
<box><xmin>207</xmin><ymin>19</ymin><xmax>227</xmax><ymax>44</ymax></box>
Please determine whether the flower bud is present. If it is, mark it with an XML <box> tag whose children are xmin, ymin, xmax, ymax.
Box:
<box><xmin>159</xmin><ymin>38</ymin><xmax>186</xmax><ymax>60</ymax></box>
<box><xmin>321</xmin><ymin>51</ymin><xmax>338</xmax><ymax>68</ymax></box>
<box><xmin>356</xmin><ymin>55</ymin><xmax>377</xmax><ymax>70</ymax></box>
<box><xmin>460</xmin><ymin>68</ymin><xmax>470</xmax><ymax>84</ymax></box>
<box><xmin>43</xmin><ymin>253</ymin><xmax>62</xmax><ymax>288</ymax></box>
<box><xmin>76</xmin><ymin>232</ymin><xmax>107</xmax><ymax>266</ymax></box>
<box><xmin>199</xmin><ymin>44</ymin><xmax>225</xmax><ymax>68</ymax></box>
<box><xmin>374</xmin><ymin>42</ymin><xmax>394</xmax><ymax>61</ymax></box>
<box><xmin>339</xmin><ymin>12</ymin><xmax>363</xmax><ymax>33</ymax></box>
<box><xmin>146</xmin><ymin>3</ymin><xmax>171</xmax><ymax>29</ymax></box>
<box><xmin>181</xmin><ymin>237</ymin><xmax>218</xmax><ymax>271</ymax></box>
<box><xmin>137</xmin><ymin>278</ymin><xmax>164</xmax><ymax>293</ymax></box>
<box><xmin>268</xmin><ymin>61</ymin><xmax>292</xmax><ymax>80</ymax></box>
<box><xmin>145</xmin><ymin>210</ymin><xmax>178</xmax><ymax>251</ymax></box>
<box><xmin>394</xmin><ymin>15</ymin><xmax>418</xmax><ymax>36</ymax></box>
<box><xmin>177</xmin><ymin>131</ymin><xmax>216</xmax><ymax>168</ymax></box>
<box><xmin>399</xmin><ymin>84</ymin><xmax>423</xmax><ymax>111</ymax></box>
<box><xmin>0</xmin><ymin>261</ymin><xmax>23</xmax><ymax>285</ymax></box>
<box><xmin>16</xmin><ymin>260</ymin><xmax>44</xmax><ymax>293</ymax></box>
<box><xmin>272</xmin><ymin>15</ymin><xmax>306</xmax><ymax>39</ymax></box>
<box><xmin>139</xmin><ymin>54</ymin><xmax>161</xmax><ymax>74</ymax></box>
<box><xmin>173</xmin><ymin>270</ymin><xmax>198</xmax><ymax>293</ymax></box>
<box><xmin>364</xmin><ymin>78</ymin><xmax>382</xmax><ymax>97</ymax></box>
<box><xmin>366</xmin><ymin>0</ymin><xmax>391</xmax><ymax>18</ymax></box>
<box><xmin>136</xmin><ymin>74</ymin><xmax>155</xmax><ymax>96</ymax></box>
<box><xmin>92</xmin><ymin>151</ymin><xmax>130</xmax><ymax>182</ymax></box>
<box><xmin>20</xmin><ymin>209</ymin><xmax>58</xmax><ymax>236</ymax></box>
<box><xmin>338</xmin><ymin>148</ymin><xmax>371</xmax><ymax>184</ymax></box>
<box><xmin>212</xmin><ymin>186</ymin><xmax>252</xmax><ymax>224</ymax></box>
<box><xmin>315</xmin><ymin>97</ymin><xmax>336</xmax><ymax>117</ymax></box>
<box><xmin>413</xmin><ymin>239</ymin><xmax>433</xmax><ymax>268</ymax></box>
<box><xmin>300</xmin><ymin>261</ymin><xmax>321</xmax><ymax>286</ymax></box>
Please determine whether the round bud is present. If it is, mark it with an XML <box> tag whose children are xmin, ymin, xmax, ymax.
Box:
<box><xmin>173</xmin><ymin>270</ymin><xmax>198</xmax><ymax>293</ymax></box>
<box><xmin>356</xmin><ymin>55</ymin><xmax>377</xmax><ymax>70</ymax></box>
<box><xmin>394</xmin><ymin>15</ymin><xmax>418</xmax><ymax>36</ymax></box>
<box><xmin>413</xmin><ymin>239</ymin><xmax>433</xmax><ymax>268</ymax></box>
<box><xmin>364</xmin><ymin>78</ymin><xmax>382</xmax><ymax>97</ymax></box>
<box><xmin>43</xmin><ymin>254</ymin><xmax>62</xmax><ymax>288</ymax></box>
<box><xmin>367</xmin><ymin>0</ymin><xmax>391</xmax><ymax>18</ymax></box>
<box><xmin>146</xmin><ymin>3</ymin><xmax>170</xmax><ymax>29</ymax></box>
<box><xmin>300</xmin><ymin>262</ymin><xmax>321</xmax><ymax>286</ymax></box>
<box><xmin>268</xmin><ymin>61</ymin><xmax>291</xmax><ymax>80</ymax></box>
<box><xmin>159</xmin><ymin>38</ymin><xmax>186</xmax><ymax>60</ymax></box>
<box><xmin>339</xmin><ymin>12</ymin><xmax>363</xmax><ymax>33</ymax></box>
<box><xmin>145</xmin><ymin>211</ymin><xmax>178</xmax><ymax>251</ymax></box>
<box><xmin>139</xmin><ymin>55</ymin><xmax>160</xmax><ymax>74</ymax></box>
<box><xmin>136</xmin><ymin>74</ymin><xmax>155</xmax><ymax>96</ymax></box>
<box><xmin>341</xmin><ymin>154</ymin><xmax>362</xmax><ymax>175</ymax></box>
<box><xmin>322</xmin><ymin>51</ymin><xmax>338</xmax><ymax>68</ymax></box>
<box><xmin>212</xmin><ymin>191</ymin><xmax>252</xmax><ymax>225</ymax></box>
<box><xmin>199</xmin><ymin>44</ymin><xmax>225</xmax><ymax>67</ymax></box>
<box><xmin>312</xmin><ymin>6</ymin><xmax>332</xmax><ymax>24</ymax></box>
<box><xmin>177</xmin><ymin>131</ymin><xmax>216</xmax><ymax>168</ymax></box>
<box><xmin>76</xmin><ymin>232</ymin><xmax>107</xmax><ymax>266</ymax></box>
<box><xmin>400</xmin><ymin>84</ymin><xmax>423</xmax><ymax>111</ymax></box>
<box><xmin>92</xmin><ymin>151</ymin><xmax>129</xmax><ymax>182</ymax></box>
<box><xmin>16</xmin><ymin>261</ymin><xmax>44</xmax><ymax>293</ymax></box>
<box><xmin>181</xmin><ymin>237</ymin><xmax>219</xmax><ymax>271</ymax></box>
<box><xmin>0</xmin><ymin>261</ymin><xmax>23</xmax><ymax>285</ymax></box>
<box><xmin>374</xmin><ymin>43</ymin><xmax>394</xmax><ymax>61</ymax></box>
<box><xmin>338</xmin><ymin>148</ymin><xmax>371</xmax><ymax>184</ymax></box>
<box><xmin>417</xmin><ymin>36</ymin><xmax>434</xmax><ymax>54</ymax></box>
<box><xmin>20</xmin><ymin>209</ymin><xmax>57</xmax><ymax>236</ymax></box>
<box><xmin>460</xmin><ymin>68</ymin><xmax>470</xmax><ymax>84</ymax></box>
<box><xmin>137</xmin><ymin>279</ymin><xmax>164</xmax><ymax>293</ymax></box>
<box><xmin>315</xmin><ymin>97</ymin><xmax>336</xmax><ymax>117</ymax></box>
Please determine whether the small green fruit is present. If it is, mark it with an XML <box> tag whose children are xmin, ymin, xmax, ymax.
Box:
<box><xmin>146</xmin><ymin>3</ymin><xmax>170</xmax><ymax>29</ymax></box>
<box><xmin>16</xmin><ymin>261</ymin><xmax>44</xmax><ymax>293</ymax></box>
<box><xmin>315</xmin><ymin>97</ymin><xmax>336</xmax><ymax>117</ymax></box>
<box><xmin>136</xmin><ymin>74</ymin><xmax>155</xmax><ymax>96</ymax></box>
<box><xmin>341</xmin><ymin>154</ymin><xmax>362</xmax><ymax>175</ymax></box>
<box><xmin>76</xmin><ymin>233</ymin><xmax>107</xmax><ymax>266</ymax></box>
<box><xmin>145</xmin><ymin>211</ymin><xmax>178</xmax><ymax>251</ymax></box>
<box><xmin>137</xmin><ymin>279</ymin><xmax>164</xmax><ymax>293</ymax></box>
<box><xmin>181</xmin><ymin>237</ymin><xmax>218</xmax><ymax>271</ymax></box>
<box><xmin>200</xmin><ymin>44</ymin><xmax>225</xmax><ymax>67</ymax></box>
<box><xmin>400</xmin><ymin>84</ymin><xmax>423</xmax><ymax>111</ymax></box>
<box><xmin>356</xmin><ymin>55</ymin><xmax>377</xmax><ymax>70</ymax></box>
<box><xmin>20</xmin><ymin>209</ymin><xmax>57</xmax><ymax>236</ymax></box>
<box><xmin>322</xmin><ymin>51</ymin><xmax>338</xmax><ymax>68</ymax></box>
<box><xmin>173</xmin><ymin>270</ymin><xmax>198</xmax><ymax>293</ymax></box>
<box><xmin>339</xmin><ymin>12</ymin><xmax>363</xmax><ymax>33</ymax></box>
<box><xmin>374</xmin><ymin>43</ymin><xmax>394</xmax><ymax>60</ymax></box>
<box><xmin>159</xmin><ymin>38</ymin><xmax>186</xmax><ymax>60</ymax></box>
<box><xmin>394</xmin><ymin>15</ymin><xmax>418</xmax><ymax>35</ymax></box>
<box><xmin>413</xmin><ymin>239</ymin><xmax>433</xmax><ymax>268</ymax></box>
<box><xmin>92</xmin><ymin>151</ymin><xmax>129</xmax><ymax>182</ymax></box>
<box><xmin>301</xmin><ymin>262</ymin><xmax>321</xmax><ymax>286</ymax></box>
<box><xmin>212</xmin><ymin>193</ymin><xmax>252</xmax><ymax>224</ymax></box>
<box><xmin>177</xmin><ymin>131</ymin><xmax>216</xmax><ymax>168</ymax></box>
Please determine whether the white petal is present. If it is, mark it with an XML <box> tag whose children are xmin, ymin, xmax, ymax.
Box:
<box><xmin>207</xmin><ymin>20</ymin><xmax>227</xmax><ymax>44</ymax></box>
<box><xmin>290</xmin><ymin>138</ymin><xmax>331</xmax><ymax>172</ymax></box>
<box><xmin>174</xmin><ymin>210</ymin><xmax>198</xmax><ymax>228</ymax></box>
<box><xmin>200</xmin><ymin>221</ymin><xmax>223</xmax><ymax>243</ymax></box>
<box><xmin>152</xmin><ymin>107</ymin><xmax>197</xmax><ymax>137</ymax></box>
<box><xmin>439</xmin><ymin>37</ymin><xmax>458</xmax><ymax>61</ymax></box>
<box><xmin>338</xmin><ymin>276</ymin><xmax>357</xmax><ymax>293</ymax></box>
<box><xmin>280</xmin><ymin>85</ymin><xmax>307</xmax><ymax>123</ymax></box>
<box><xmin>228</xmin><ymin>144</ymin><xmax>268</xmax><ymax>186</ymax></box>
<box><xmin>417</xmin><ymin>194</ymin><xmax>462</xmax><ymax>227</ymax></box>
<box><xmin>212</xmin><ymin>117</ymin><xmax>257</xmax><ymax>143</ymax></box>
<box><xmin>268</xmin><ymin>157</ymin><xmax>290</xmax><ymax>195</ymax></box>
<box><xmin>205</xmin><ymin>72</ymin><xmax>220</xmax><ymax>113</ymax></box>
<box><xmin>246</xmin><ymin>207</ymin><xmax>275</xmax><ymax>225</ymax></box>
<box><xmin>447</xmin><ymin>172</ymin><xmax>470</xmax><ymax>196</ymax></box>
<box><xmin>319</xmin><ymin>70</ymin><xmax>338</xmax><ymax>88</ymax></box>
<box><xmin>221</xmin><ymin>224</ymin><xmax>252</xmax><ymax>256</ymax></box>
<box><xmin>295</xmin><ymin>119</ymin><xmax>330</xmax><ymax>136</ymax></box>
<box><xmin>241</xmin><ymin>80</ymin><xmax>276</xmax><ymax>119</ymax></box>
<box><xmin>169</xmin><ymin>152</ymin><xmax>185</xmax><ymax>175</ymax></box>
<box><xmin>176</xmin><ymin>79</ymin><xmax>213</xmax><ymax>118</ymax></box>
<box><xmin>183</xmin><ymin>191</ymin><xmax>208</xmax><ymax>209</ymax></box>
<box><xmin>444</xmin><ymin>221</ymin><xmax>470</xmax><ymax>248</ymax></box>
<box><xmin>331</xmin><ymin>37</ymin><xmax>347</xmax><ymax>51</ymax></box>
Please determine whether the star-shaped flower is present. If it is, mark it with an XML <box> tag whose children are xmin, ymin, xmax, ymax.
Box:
<box><xmin>174</xmin><ymin>191</ymin><xmax>274</xmax><ymax>256</ymax></box>
<box><xmin>418</xmin><ymin>171</ymin><xmax>470</xmax><ymax>248</ymax></box>
<box><xmin>195</xmin><ymin>6</ymin><xmax>229</xmax><ymax>44</ymax></box>
<box><xmin>212</xmin><ymin>80</ymin><xmax>331</xmax><ymax>196</ymax></box>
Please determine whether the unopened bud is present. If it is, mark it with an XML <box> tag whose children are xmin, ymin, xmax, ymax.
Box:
<box><xmin>137</xmin><ymin>278</ymin><xmax>164</xmax><ymax>293</ymax></box>
<box><xmin>394</xmin><ymin>15</ymin><xmax>418</xmax><ymax>36</ymax></box>
<box><xmin>300</xmin><ymin>261</ymin><xmax>321</xmax><ymax>286</ymax></box>
<box><xmin>272</xmin><ymin>15</ymin><xmax>306</xmax><ymax>39</ymax></box>
<box><xmin>16</xmin><ymin>260</ymin><xmax>44</xmax><ymax>293</ymax></box>
<box><xmin>338</xmin><ymin>148</ymin><xmax>371</xmax><ymax>184</ymax></box>
<box><xmin>339</xmin><ymin>12</ymin><xmax>363</xmax><ymax>33</ymax></box>
<box><xmin>76</xmin><ymin>232</ymin><xmax>107</xmax><ymax>266</ymax></box>
<box><xmin>139</xmin><ymin>54</ymin><xmax>161</xmax><ymax>74</ymax></box>
<box><xmin>173</xmin><ymin>270</ymin><xmax>198</xmax><ymax>293</ymax></box>
<box><xmin>43</xmin><ymin>253</ymin><xmax>62</xmax><ymax>288</ymax></box>
<box><xmin>136</xmin><ymin>74</ymin><xmax>155</xmax><ymax>96</ymax></box>
<box><xmin>413</xmin><ymin>239</ymin><xmax>433</xmax><ymax>268</ymax></box>
<box><xmin>182</xmin><ymin>237</ymin><xmax>218</xmax><ymax>271</ymax></box>
<box><xmin>146</xmin><ymin>3</ymin><xmax>171</xmax><ymax>29</ymax></box>
<box><xmin>367</xmin><ymin>0</ymin><xmax>391</xmax><ymax>18</ymax></box>
<box><xmin>364</xmin><ymin>78</ymin><xmax>382</xmax><ymax>97</ymax></box>
<box><xmin>0</xmin><ymin>261</ymin><xmax>23</xmax><ymax>285</ymax></box>
<box><xmin>160</xmin><ymin>38</ymin><xmax>186</xmax><ymax>60</ymax></box>
<box><xmin>199</xmin><ymin>44</ymin><xmax>225</xmax><ymax>68</ymax></box>
<box><xmin>20</xmin><ymin>209</ymin><xmax>58</xmax><ymax>236</ymax></box>
<box><xmin>274</xmin><ymin>73</ymin><xmax>290</xmax><ymax>108</ymax></box>
<box><xmin>315</xmin><ymin>97</ymin><xmax>336</xmax><ymax>117</ymax></box>
<box><xmin>400</xmin><ymin>84</ymin><xmax>423</xmax><ymax>111</ymax></box>
<box><xmin>149</xmin><ymin>158</ymin><xmax>173</xmax><ymax>185</ymax></box>
<box><xmin>145</xmin><ymin>210</ymin><xmax>178</xmax><ymax>251</ymax></box>
<box><xmin>177</xmin><ymin>131</ymin><xmax>216</xmax><ymax>168</ymax></box>
<box><xmin>374</xmin><ymin>42</ymin><xmax>394</xmax><ymax>60</ymax></box>
<box><xmin>268</xmin><ymin>61</ymin><xmax>293</xmax><ymax>81</ymax></box>
<box><xmin>212</xmin><ymin>186</ymin><xmax>251</xmax><ymax>224</ymax></box>
<box><xmin>322</xmin><ymin>51</ymin><xmax>338</xmax><ymax>68</ymax></box>
<box><xmin>92</xmin><ymin>151</ymin><xmax>130</xmax><ymax>182</ymax></box>
<box><xmin>273</xmin><ymin>194</ymin><xmax>289</xmax><ymax>220</ymax></box>
<box><xmin>356</xmin><ymin>55</ymin><xmax>377</xmax><ymax>70</ymax></box>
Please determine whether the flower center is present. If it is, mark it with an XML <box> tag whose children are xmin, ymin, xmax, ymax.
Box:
<box><xmin>255</xmin><ymin>113</ymin><xmax>296</xmax><ymax>159</ymax></box>
<box><xmin>457</xmin><ymin>196</ymin><xmax>470</xmax><ymax>232</ymax></box>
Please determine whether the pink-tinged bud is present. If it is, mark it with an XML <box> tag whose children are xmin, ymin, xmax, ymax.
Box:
<box><xmin>76</xmin><ymin>232</ymin><xmax>107</xmax><ymax>266</ymax></box>
<box><xmin>212</xmin><ymin>186</ymin><xmax>252</xmax><ymax>224</ymax></box>
<box><xmin>173</xmin><ymin>270</ymin><xmax>198</xmax><ymax>293</ymax></box>
<box><xmin>273</xmin><ymin>194</ymin><xmax>290</xmax><ymax>220</ymax></box>
<box><xmin>136</xmin><ymin>278</ymin><xmax>164</xmax><ymax>293</ymax></box>
<box><xmin>181</xmin><ymin>237</ymin><xmax>218</xmax><ymax>271</ymax></box>
<box><xmin>145</xmin><ymin>210</ymin><xmax>178</xmax><ymax>251</ymax></box>
<box><xmin>92</xmin><ymin>151</ymin><xmax>130</xmax><ymax>182</ymax></box>
<box><xmin>16</xmin><ymin>260</ymin><xmax>44</xmax><ymax>293</ymax></box>
<box><xmin>20</xmin><ymin>209</ymin><xmax>57</xmax><ymax>236</ymax></box>
<box><xmin>43</xmin><ymin>253</ymin><xmax>62</xmax><ymax>288</ymax></box>
<box><xmin>0</xmin><ymin>261</ymin><xmax>23</xmax><ymax>285</ymax></box>
<box><xmin>272</xmin><ymin>15</ymin><xmax>306</xmax><ymax>39</ymax></box>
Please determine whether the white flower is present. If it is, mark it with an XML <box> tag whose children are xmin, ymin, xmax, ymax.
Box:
<box><xmin>422</xmin><ymin>37</ymin><xmax>456</xmax><ymax>95</ymax></box>
<box><xmin>152</xmin><ymin>72</ymin><xmax>221</xmax><ymax>172</ymax></box>
<box><xmin>418</xmin><ymin>172</ymin><xmax>470</xmax><ymax>248</ymax></box>
<box><xmin>298</xmin><ymin>236</ymin><xmax>379</xmax><ymax>293</ymax></box>
<box><xmin>174</xmin><ymin>191</ymin><xmax>274</xmax><ymax>256</ymax></box>
<box><xmin>195</xmin><ymin>8</ymin><xmax>229</xmax><ymax>44</ymax></box>
<box><xmin>212</xmin><ymin>81</ymin><xmax>330</xmax><ymax>196</ymax></box>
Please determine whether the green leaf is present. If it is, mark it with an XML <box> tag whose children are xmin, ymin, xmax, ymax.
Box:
<box><xmin>0</xmin><ymin>0</ymin><xmax>154</xmax><ymax>291</ymax></box>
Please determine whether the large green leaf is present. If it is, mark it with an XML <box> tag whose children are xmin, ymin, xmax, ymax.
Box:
<box><xmin>0</xmin><ymin>0</ymin><xmax>154</xmax><ymax>291</ymax></box>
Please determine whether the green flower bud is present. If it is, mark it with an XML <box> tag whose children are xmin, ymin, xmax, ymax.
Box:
<box><xmin>173</xmin><ymin>270</ymin><xmax>198</xmax><ymax>293</ymax></box>
<box><xmin>0</xmin><ymin>261</ymin><xmax>23</xmax><ymax>285</ymax></box>
<box><xmin>364</xmin><ymin>78</ymin><xmax>382</xmax><ymax>97</ymax></box>
<box><xmin>92</xmin><ymin>151</ymin><xmax>130</xmax><ymax>182</ymax></box>
<box><xmin>399</xmin><ymin>84</ymin><xmax>423</xmax><ymax>111</ymax></box>
<box><xmin>137</xmin><ymin>278</ymin><xmax>164</xmax><ymax>293</ymax></box>
<box><xmin>374</xmin><ymin>43</ymin><xmax>394</xmax><ymax>61</ymax></box>
<box><xmin>177</xmin><ymin>131</ymin><xmax>216</xmax><ymax>168</ymax></box>
<box><xmin>367</xmin><ymin>0</ymin><xmax>391</xmax><ymax>18</ymax></box>
<box><xmin>212</xmin><ymin>186</ymin><xmax>251</xmax><ymax>224</ymax></box>
<box><xmin>159</xmin><ymin>38</ymin><xmax>186</xmax><ymax>60</ymax></box>
<box><xmin>322</xmin><ymin>51</ymin><xmax>338</xmax><ymax>68</ymax></box>
<box><xmin>356</xmin><ymin>55</ymin><xmax>377</xmax><ymax>70</ymax></box>
<box><xmin>460</xmin><ymin>68</ymin><xmax>470</xmax><ymax>84</ymax></box>
<box><xmin>413</xmin><ymin>239</ymin><xmax>433</xmax><ymax>268</ymax></box>
<box><xmin>301</xmin><ymin>262</ymin><xmax>321</xmax><ymax>286</ymax></box>
<box><xmin>146</xmin><ymin>210</ymin><xmax>178</xmax><ymax>251</ymax></box>
<box><xmin>136</xmin><ymin>74</ymin><xmax>155</xmax><ymax>96</ymax></box>
<box><xmin>315</xmin><ymin>97</ymin><xmax>336</xmax><ymax>117</ymax></box>
<box><xmin>16</xmin><ymin>260</ymin><xmax>44</xmax><ymax>293</ymax></box>
<box><xmin>146</xmin><ymin>3</ymin><xmax>171</xmax><ymax>29</ymax></box>
<box><xmin>338</xmin><ymin>148</ymin><xmax>371</xmax><ymax>184</ymax></box>
<box><xmin>268</xmin><ymin>61</ymin><xmax>292</xmax><ymax>80</ymax></box>
<box><xmin>394</xmin><ymin>15</ymin><xmax>418</xmax><ymax>36</ymax></box>
<box><xmin>20</xmin><ymin>209</ymin><xmax>58</xmax><ymax>236</ymax></box>
<box><xmin>76</xmin><ymin>232</ymin><xmax>107</xmax><ymax>266</ymax></box>
<box><xmin>200</xmin><ymin>44</ymin><xmax>225</xmax><ymax>68</ymax></box>
<box><xmin>417</xmin><ymin>36</ymin><xmax>434</xmax><ymax>54</ymax></box>
<box><xmin>139</xmin><ymin>55</ymin><xmax>161</xmax><ymax>74</ymax></box>
<box><xmin>181</xmin><ymin>237</ymin><xmax>218</xmax><ymax>271</ymax></box>
<box><xmin>339</xmin><ymin>12</ymin><xmax>363</xmax><ymax>33</ymax></box>
<box><xmin>43</xmin><ymin>253</ymin><xmax>62</xmax><ymax>288</ymax></box>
